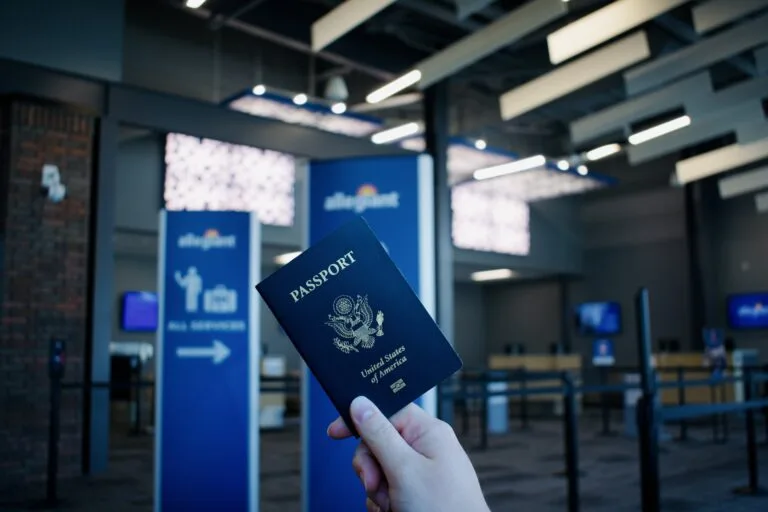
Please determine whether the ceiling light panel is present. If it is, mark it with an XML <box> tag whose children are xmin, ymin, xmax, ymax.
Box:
<box><xmin>500</xmin><ymin>31</ymin><xmax>651</xmax><ymax>121</ymax></box>
<box><xmin>692</xmin><ymin>0</ymin><xmax>768</xmax><ymax>35</ymax></box>
<box><xmin>684</xmin><ymin>74</ymin><xmax>768</xmax><ymax>117</ymax></box>
<box><xmin>546</xmin><ymin>0</ymin><xmax>688</xmax><ymax>65</ymax></box>
<box><xmin>718</xmin><ymin>165</ymin><xmax>768</xmax><ymax>199</ymax></box>
<box><xmin>625</xmin><ymin>10</ymin><xmax>768</xmax><ymax>97</ymax></box>
<box><xmin>416</xmin><ymin>0</ymin><xmax>567</xmax><ymax>89</ymax></box>
<box><xmin>755</xmin><ymin>191</ymin><xmax>768</xmax><ymax>213</ymax></box>
<box><xmin>628</xmin><ymin>102</ymin><xmax>764</xmax><ymax>164</ymax></box>
<box><xmin>675</xmin><ymin>133</ymin><xmax>768</xmax><ymax>184</ymax></box>
<box><xmin>570</xmin><ymin>72</ymin><xmax>711</xmax><ymax>147</ymax></box>
<box><xmin>757</xmin><ymin>45</ymin><xmax>768</xmax><ymax>75</ymax></box>
<box><xmin>737</xmin><ymin>121</ymin><xmax>768</xmax><ymax>144</ymax></box>
<box><xmin>311</xmin><ymin>0</ymin><xmax>398</xmax><ymax>52</ymax></box>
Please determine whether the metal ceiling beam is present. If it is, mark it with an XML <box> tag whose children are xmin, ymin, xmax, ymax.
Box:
<box><xmin>178</xmin><ymin>2</ymin><xmax>396</xmax><ymax>81</ymax></box>
<box><xmin>654</xmin><ymin>14</ymin><xmax>757</xmax><ymax>77</ymax></box>
<box><xmin>454</xmin><ymin>0</ymin><xmax>496</xmax><ymax>20</ymax></box>
<box><xmin>209</xmin><ymin>0</ymin><xmax>271</xmax><ymax>30</ymax></box>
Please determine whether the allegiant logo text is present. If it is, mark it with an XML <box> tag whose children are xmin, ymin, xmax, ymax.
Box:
<box><xmin>738</xmin><ymin>302</ymin><xmax>768</xmax><ymax>318</ymax></box>
<box><xmin>323</xmin><ymin>184</ymin><xmax>400</xmax><ymax>213</ymax></box>
<box><xmin>177</xmin><ymin>228</ymin><xmax>237</xmax><ymax>250</ymax></box>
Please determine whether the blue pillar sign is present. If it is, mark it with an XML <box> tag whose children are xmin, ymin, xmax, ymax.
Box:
<box><xmin>304</xmin><ymin>154</ymin><xmax>436</xmax><ymax>512</ymax></box>
<box><xmin>156</xmin><ymin>211</ymin><xmax>260</xmax><ymax>512</ymax></box>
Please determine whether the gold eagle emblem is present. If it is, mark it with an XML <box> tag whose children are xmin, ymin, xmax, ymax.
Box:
<box><xmin>326</xmin><ymin>295</ymin><xmax>384</xmax><ymax>354</ymax></box>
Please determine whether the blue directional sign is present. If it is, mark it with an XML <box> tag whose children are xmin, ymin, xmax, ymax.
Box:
<box><xmin>592</xmin><ymin>339</ymin><xmax>615</xmax><ymax>367</ymax></box>
<box><xmin>305</xmin><ymin>155</ymin><xmax>435</xmax><ymax>512</ymax></box>
<box><xmin>156</xmin><ymin>211</ymin><xmax>260</xmax><ymax>512</ymax></box>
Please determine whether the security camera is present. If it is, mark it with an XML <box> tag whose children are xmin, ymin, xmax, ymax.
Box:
<box><xmin>41</xmin><ymin>164</ymin><xmax>67</xmax><ymax>203</ymax></box>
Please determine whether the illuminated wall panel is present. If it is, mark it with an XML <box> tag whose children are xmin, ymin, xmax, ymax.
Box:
<box><xmin>164</xmin><ymin>133</ymin><xmax>295</xmax><ymax>226</ymax></box>
<box><xmin>451</xmin><ymin>179</ymin><xmax>531</xmax><ymax>256</ymax></box>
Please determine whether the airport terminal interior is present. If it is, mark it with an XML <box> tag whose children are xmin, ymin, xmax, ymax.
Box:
<box><xmin>2</xmin><ymin>0</ymin><xmax>768</xmax><ymax>510</ymax></box>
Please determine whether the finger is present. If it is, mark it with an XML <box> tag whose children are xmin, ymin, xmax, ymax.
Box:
<box><xmin>370</xmin><ymin>476</ymin><xmax>391</xmax><ymax>512</ymax></box>
<box><xmin>366</xmin><ymin>497</ymin><xmax>381</xmax><ymax>512</ymax></box>
<box><xmin>388</xmin><ymin>402</ymin><xmax>435</xmax><ymax>445</ymax></box>
<box><xmin>327</xmin><ymin>417</ymin><xmax>353</xmax><ymax>439</ymax></box>
<box><xmin>352</xmin><ymin>443</ymin><xmax>383</xmax><ymax>493</ymax></box>
<box><xmin>350</xmin><ymin>396</ymin><xmax>412</xmax><ymax>471</ymax></box>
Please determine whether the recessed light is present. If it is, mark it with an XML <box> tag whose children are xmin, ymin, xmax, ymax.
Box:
<box><xmin>471</xmin><ymin>268</ymin><xmax>516</xmax><ymax>282</ymax></box>
<box><xmin>331</xmin><ymin>102</ymin><xmax>347</xmax><ymax>114</ymax></box>
<box><xmin>252</xmin><ymin>84</ymin><xmax>266</xmax><ymax>95</ymax></box>
<box><xmin>474</xmin><ymin>139</ymin><xmax>487</xmax><ymax>150</ymax></box>
<box><xmin>293</xmin><ymin>93</ymin><xmax>308</xmax><ymax>106</ymax></box>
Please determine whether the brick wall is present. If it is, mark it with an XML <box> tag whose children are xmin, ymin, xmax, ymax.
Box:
<box><xmin>0</xmin><ymin>100</ymin><xmax>94</xmax><ymax>500</ymax></box>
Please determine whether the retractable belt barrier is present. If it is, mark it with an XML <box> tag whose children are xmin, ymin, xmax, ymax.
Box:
<box><xmin>44</xmin><ymin>373</ymin><xmax>302</xmax><ymax>507</ymax></box>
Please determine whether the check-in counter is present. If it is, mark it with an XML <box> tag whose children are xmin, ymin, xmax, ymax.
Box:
<box><xmin>487</xmin><ymin>354</ymin><xmax>583</xmax><ymax>414</ymax></box>
<box><xmin>654</xmin><ymin>350</ymin><xmax>758</xmax><ymax>406</ymax></box>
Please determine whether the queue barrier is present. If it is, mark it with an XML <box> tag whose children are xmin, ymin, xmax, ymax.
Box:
<box><xmin>46</xmin><ymin>357</ymin><xmax>766</xmax><ymax>510</ymax></box>
<box><xmin>44</xmin><ymin>372</ymin><xmax>302</xmax><ymax>507</ymax></box>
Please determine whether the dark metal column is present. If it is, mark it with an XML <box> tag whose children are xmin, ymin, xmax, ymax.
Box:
<box><xmin>559</xmin><ymin>276</ymin><xmax>572</xmax><ymax>353</ymax></box>
<box><xmin>84</xmin><ymin>116</ymin><xmax>118</xmax><ymax>474</ymax></box>
<box><xmin>424</xmin><ymin>80</ymin><xmax>454</xmax><ymax>424</ymax></box>
<box><xmin>684</xmin><ymin>180</ymin><xmax>720</xmax><ymax>350</ymax></box>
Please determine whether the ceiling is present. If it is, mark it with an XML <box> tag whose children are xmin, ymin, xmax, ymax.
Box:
<box><xmin>148</xmin><ymin>0</ymin><xmax>767</xmax><ymax>194</ymax></box>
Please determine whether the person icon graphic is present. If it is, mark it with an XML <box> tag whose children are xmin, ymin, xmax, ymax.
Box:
<box><xmin>175</xmin><ymin>267</ymin><xmax>203</xmax><ymax>313</ymax></box>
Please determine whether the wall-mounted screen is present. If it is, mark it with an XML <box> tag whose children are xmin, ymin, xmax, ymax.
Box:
<box><xmin>121</xmin><ymin>291</ymin><xmax>158</xmax><ymax>332</ymax></box>
<box><xmin>727</xmin><ymin>293</ymin><xmax>768</xmax><ymax>329</ymax></box>
<box><xmin>575</xmin><ymin>301</ymin><xmax>621</xmax><ymax>335</ymax></box>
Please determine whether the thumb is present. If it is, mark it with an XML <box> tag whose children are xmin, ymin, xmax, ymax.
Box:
<box><xmin>351</xmin><ymin>396</ymin><xmax>413</xmax><ymax>471</ymax></box>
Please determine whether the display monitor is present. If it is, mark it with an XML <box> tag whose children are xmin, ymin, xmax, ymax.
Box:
<box><xmin>575</xmin><ymin>301</ymin><xmax>621</xmax><ymax>335</ymax></box>
<box><xmin>121</xmin><ymin>291</ymin><xmax>158</xmax><ymax>332</ymax></box>
<box><xmin>727</xmin><ymin>293</ymin><xmax>768</xmax><ymax>329</ymax></box>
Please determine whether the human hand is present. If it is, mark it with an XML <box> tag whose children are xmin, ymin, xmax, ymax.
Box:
<box><xmin>327</xmin><ymin>396</ymin><xmax>490</xmax><ymax>512</ymax></box>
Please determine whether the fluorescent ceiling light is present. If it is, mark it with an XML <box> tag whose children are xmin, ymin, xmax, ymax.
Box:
<box><xmin>292</xmin><ymin>93</ymin><xmax>308</xmax><ymax>106</ymax></box>
<box><xmin>474</xmin><ymin>139</ymin><xmax>487</xmax><ymax>150</ymax></box>
<box><xmin>585</xmin><ymin>143</ymin><xmax>622</xmax><ymax>161</ymax></box>
<box><xmin>331</xmin><ymin>102</ymin><xmax>347</xmax><ymax>114</ymax></box>
<box><xmin>275</xmin><ymin>251</ymin><xmax>302</xmax><ymax>265</ymax></box>
<box><xmin>371</xmin><ymin>122</ymin><xmax>422</xmax><ymax>144</ymax></box>
<box><xmin>366</xmin><ymin>70</ymin><xmax>422</xmax><ymax>104</ymax></box>
<box><xmin>473</xmin><ymin>155</ymin><xmax>546</xmax><ymax>180</ymax></box>
<box><xmin>350</xmin><ymin>92</ymin><xmax>422</xmax><ymax>113</ymax></box>
<box><xmin>577</xmin><ymin>165</ymin><xmax>589</xmax><ymax>175</ymax></box>
<box><xmin>185</xmin><ymin>0</ymin><xmax>206</xmax><ymax>8</ymax></box>
<box><xmin>471</xmin><ymin>269</ymin><xmax>516</xmax><ymax>282</ymax></box>
<box><xmin>252</xmin><ymin>84</ymin><xmax>266</xmax><ymax>96</ymax></box>
<box><xmin>628</xmin><ymin>115</ymin><xmax>691</xmax><ymax>145</ymax></box>
<box><xmin>557</xmin><ymin>160</ymin><xmax>570</xmax><ymax>170</ymax></box>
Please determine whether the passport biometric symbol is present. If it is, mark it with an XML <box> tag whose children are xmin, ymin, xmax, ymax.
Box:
<box><xmin>326</xmin><ymin>294</ymin><xmax>385</xmax><ymax>354</ymax></box>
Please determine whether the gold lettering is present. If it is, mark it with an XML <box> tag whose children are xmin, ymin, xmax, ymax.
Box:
<box><xmin>289</xmin><ymin>250</ymin><xmax>359</xmax><ymax>303</ymax></box>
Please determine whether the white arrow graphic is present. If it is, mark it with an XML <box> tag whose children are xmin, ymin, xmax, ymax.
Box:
<box><xmin>176</xmin><ymin>339</ymin><xmax>231</xmax><ymax>364</ymax></box>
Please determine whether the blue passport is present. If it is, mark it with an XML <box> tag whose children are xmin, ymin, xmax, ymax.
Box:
<box><xmin>256</xmin><ymin>216</ymin><xmax>462</xmax><ymax>433</ymax></box>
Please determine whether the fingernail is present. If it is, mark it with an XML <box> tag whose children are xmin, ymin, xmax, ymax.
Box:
<box><xmin>351</xmin><ymin>396</ymin><xmax>375</xmax><ymax>424</ymax></box>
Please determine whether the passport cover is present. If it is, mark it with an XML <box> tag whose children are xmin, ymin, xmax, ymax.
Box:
<box><xmin>256</xmin><ymin>216</ymin><xmax>463</xmax><ymax>434</ymax></box>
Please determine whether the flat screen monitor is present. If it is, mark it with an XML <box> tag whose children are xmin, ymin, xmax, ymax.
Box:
<box><xmin>121</xmin><ymin>291</ymin><xmax>158</xmax><ymax>332</ymax></box>
<box><xmin>727</xmin><ymin>293</ymin><xmax>768</xmax><ymax>329</ymax></box>
<box><xmin>575</xmin><ymin>301</ymin><xmax>621</xmax><ymax>335</ymax></box>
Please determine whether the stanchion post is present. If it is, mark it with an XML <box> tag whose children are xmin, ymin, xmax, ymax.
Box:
<box><xmin>520</xmin><ymin>369</ymin><xmax>529</xmax><ymax>430</ymax></box>
<box><xmin>599</xmin><ymin>366</ymin><xmax>611</xmax><ymax>436</ymax></box>
<box><xmin>480</xmin><ymin>373</ymin><xmax>488</xmax><ymax>451</ymax></box>
<box><xmin>745</xmin><ymin>369</ymin><xmax>759</xmax><ymax>491</ymax></box>
<box><xmin>677</xmin><ymin>367</ymin><xmax>687</xmax><ymax>441</ymax></box>
<box><xmin>710</xmin><ymin>383</ymin><xmax>722</xmax><ymax>443</ymax></box>
<box><xmin>563</xmin><ymin>372</ymin><xmax>580</xmax><ymax>512</ymax></box>
<box><xmin>46</xmin><ymin>339</ymin><xmax>66</xmax><ymax>506</ymax></box>
<box><xmin>461</xmin><ymin>374</ymin><xmax>469</xmax><ymax>436</ymax></box>
<box><xmin>635</xmin><ymin>288</ymin><xmax>661</xmax><ymax>512</ymax></box>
